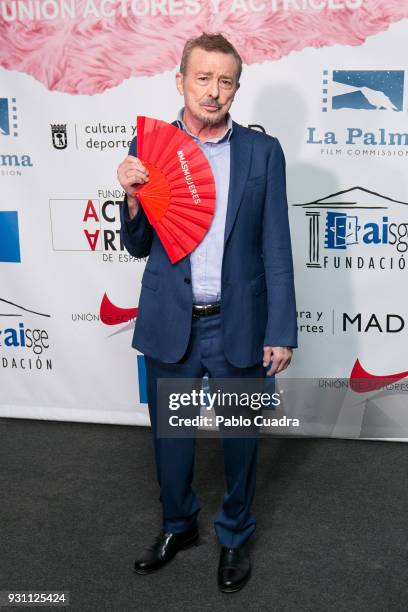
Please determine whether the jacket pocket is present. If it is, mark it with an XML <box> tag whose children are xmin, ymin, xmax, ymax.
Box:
<box><xmin>141</xmin><ymin>269</ymin><xmax>159</xmax><ymax>291</ymax></box>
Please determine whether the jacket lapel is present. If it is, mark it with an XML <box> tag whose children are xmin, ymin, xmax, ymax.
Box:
<box><xmin>224</xmin><ymin>122</ymin><xmax>253</xmax><ymax>245</ymax></box>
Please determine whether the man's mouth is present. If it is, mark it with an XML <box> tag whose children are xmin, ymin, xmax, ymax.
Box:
<box><xmin>201</xmin><ymin>103</ymin><xmax>220</xmax><ymax>111</ymax></box>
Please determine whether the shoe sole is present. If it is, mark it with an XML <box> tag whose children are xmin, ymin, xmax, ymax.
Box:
<box><xmin>218</xmin><ymin>568</ymin><xmax>251</xmax><ymax>593</ymax></box>
<box><xmin>134</xmin><ymin>534</ymin><xmax>200</xmax><ymax>575</ymax></box>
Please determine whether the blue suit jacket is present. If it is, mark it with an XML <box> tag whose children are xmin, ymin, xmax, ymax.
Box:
<box><xmin>120</xmin><ymin>120</ymin><xmax>298</xmax><ymax>367</ymax></box>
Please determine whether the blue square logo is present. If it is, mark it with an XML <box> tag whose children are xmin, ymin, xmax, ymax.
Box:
<box><xmin>0</xmin><ymin>211</ymin><xmax>21</xmax><ymax>262</ymax></box>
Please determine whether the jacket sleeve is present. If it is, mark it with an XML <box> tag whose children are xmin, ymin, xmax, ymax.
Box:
<box><xmin>262</xmin><ymin>138</ymin><xmax>298</xmax><ymax>348</ymax></box>
<box><xmin>119</xmin><ymin>136</ymin><xmax>154</xmax><ymax>258</ymax></box>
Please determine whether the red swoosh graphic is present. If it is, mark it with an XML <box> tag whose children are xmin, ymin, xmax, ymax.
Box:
<box><xmin>350</xmin><ymin>358</ymin><xmax>408</xmax><ymax>393</ymax></box>
<box><xmin>100</xmin><ymin>293</ymin><xmax>138</xmax><ymax>326</ymax></box>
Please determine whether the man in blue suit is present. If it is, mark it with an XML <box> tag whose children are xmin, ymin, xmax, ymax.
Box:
<box><xmin>117</xmin><ymin>32</ymin><xmax>297</xmax><ymax>593</ymax></box>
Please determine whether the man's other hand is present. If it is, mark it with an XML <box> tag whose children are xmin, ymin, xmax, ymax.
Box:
<box><xmin>117</xmin><ymin>155</ymin><xmax>149</xmax><ymax>219</ymax></box>
<box><xmin>263</xmin><ymin>346</ymin><xmax>293</xmax><ymax>376</ymax></box>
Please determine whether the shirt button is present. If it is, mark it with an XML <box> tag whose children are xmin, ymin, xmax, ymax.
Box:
<box><xmin>184</xmin><ymin>278</ymin><xmax>191</xmax><ymax>284</ymax></box>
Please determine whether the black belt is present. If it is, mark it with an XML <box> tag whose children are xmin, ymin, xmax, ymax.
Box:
<box><xmin>192</xmin><ymin>302</ymin><xmax>221</xmax><ymax>318</ymax></box>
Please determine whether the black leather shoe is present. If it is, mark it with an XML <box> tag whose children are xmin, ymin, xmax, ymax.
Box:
<box><xmin>134</xmin><ymin>525</ymin><xmax>199</xmax><ymax>574</ymax></box>
<box><xmin>218</xmin><ymin>544</ymin><xmax>251</xmax><ymax>592</ymax></box>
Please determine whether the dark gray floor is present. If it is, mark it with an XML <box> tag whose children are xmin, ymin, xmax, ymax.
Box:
<box><xmin>0</xmin><ymin>417</ymin><xmax>407</xmax><ymax>612</ymax></box>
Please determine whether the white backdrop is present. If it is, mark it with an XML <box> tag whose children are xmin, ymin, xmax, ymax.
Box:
<box><xmin>1</xmin><ymin>1</ymin><xmax>408</xmax><ymax>438</ymax></box>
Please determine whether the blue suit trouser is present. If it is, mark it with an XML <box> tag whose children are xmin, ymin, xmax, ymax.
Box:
<box><xmin>144</xmin><ymin>311</ymin><xmax>265</xmax><ymax>548</ymax></box>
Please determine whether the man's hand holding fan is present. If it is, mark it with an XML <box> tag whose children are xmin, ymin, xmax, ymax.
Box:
<box><xmin>117</xmin><ymin>116</ymin><xmax>216</xmax><ymax>264</ymax></box>
<box><xmin>117</xmin><ymin>154</ymin><xmax>149</xmax><ymax>219</ymax></box>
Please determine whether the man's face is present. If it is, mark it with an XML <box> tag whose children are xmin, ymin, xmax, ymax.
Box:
<box><xmin>176</xmin><ymin>47</ymin><xmax>240</xmax><ymax>127</ymax></box>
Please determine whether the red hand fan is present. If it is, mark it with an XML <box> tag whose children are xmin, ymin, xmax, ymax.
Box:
<box><xmin>134</xmin><ymin>116</ymin><xmax>216</xmax><ymax>264</ymax></box>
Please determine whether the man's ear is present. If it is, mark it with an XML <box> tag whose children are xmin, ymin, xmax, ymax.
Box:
<box><xmin>175</xmin><ymin>72</ymin><xmax>184</xmax><ymax>96</ymax></box>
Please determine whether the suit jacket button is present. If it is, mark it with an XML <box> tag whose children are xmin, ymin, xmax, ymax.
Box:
<box><xmin>184</xmin><ymin>278</ymin><xmax>191</xmax><ymax>284</ymax></box>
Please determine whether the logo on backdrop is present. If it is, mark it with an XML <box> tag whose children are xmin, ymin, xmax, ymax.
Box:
<box><xmin>51</xmin><ymin>124</ymin><xmax>67</xmax><ymax>149</ymax></box>
<box><xmin>322</xmin><ymin>70</ymin><xmax>404</xmax><ymax>112</ymax></box>
<box><xmin>1</xmin><ymin>97</ymin><xmax>34</xmax><ymax>176</ymax></box>
<box><xmin>350</xmin><ymin>358</ymin><xmax>408</xmax><ymax>392</ymax></box>
<box><xmin>343</xmin><ymin>313</ymin><xmax>405</xmax><ymax>333</ymax></box>
<box><xmin>71</xmin><ymin>294</ymin><xmax>137</xmax><ymax>327</ymax></box>
<box><xmin>0</xmin><ymin>297</ymin><xmax>52</xmax><ymax>371</ymax></box>
<box><xmin>296</xmin><ymin>309</ymin><xmax>405</xmax><ymax>336</ymax></box>
<box><xmin>100</xmin><ymin>293</ymin><xmax>137</xmax><ymax>326</ymax></box>
<box><xmin>293</xmin><ymin>186</ymin><xmax>408</xmax><ymax>271</ymax></box>
<box><xmin>49</xmin><ymin>191</ymin><xmax>145</xmax><ymax>262</ymax></box>
<box><xmin>0</xmin><ymin>97</ymin><xmax>18</xmax><ymax>136</ymax></box>
<box><xmin>72</xmin><ymin>123</ymin><xmax>135</xmax><ymax>151</ymax></box>
<box><xmin>347</xmin><ymin>358</ymin><xmax>408</xmax><ymax>439</ymax></box>
<box><xmin>0</xmin><ymin>211</ymin><xmax>21</xmax><ymax>262</ymax></box>
<box><xmin>307</xmin><ymin>69</ymin><xmax>407</xmax><ymax>157</ymax></box>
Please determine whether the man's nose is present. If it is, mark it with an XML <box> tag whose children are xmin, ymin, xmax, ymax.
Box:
<box><xmin>208</xmin><ymin>79</ymin><xmax>220</xmax><ymax>99</ymax></box>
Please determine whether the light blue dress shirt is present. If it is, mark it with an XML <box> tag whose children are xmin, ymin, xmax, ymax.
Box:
<box><xmin>175</xmin><ymin>107</ymin><xmax>232</xmax><ymax>304</ymax></box>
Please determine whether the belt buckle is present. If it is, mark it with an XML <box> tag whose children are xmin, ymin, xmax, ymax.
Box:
<box><xmin>192</xmin><ymin>302</ymin><xmax>220</xmax><ymax>318</ymax></box>
<box><xmin>193</xmin><ymin>303</ymin><xmax>208</xmax><ymax>318</ymax></box>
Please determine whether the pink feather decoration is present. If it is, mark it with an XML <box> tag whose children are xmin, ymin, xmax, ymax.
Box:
<box><xmin>0</xmin><ymin>0</ymin><xmax>407</xmax><ymax>95</ymax></box>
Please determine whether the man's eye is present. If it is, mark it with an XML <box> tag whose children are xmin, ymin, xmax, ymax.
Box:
<box><xmin>198</xmin><ymin>76</ymin><xmax>207</xmax><ymax>81</ymax></box>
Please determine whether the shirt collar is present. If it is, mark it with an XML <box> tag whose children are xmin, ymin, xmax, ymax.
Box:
<box><xmin>176</xmin><ymin>107</ymin><xmax>233</xmax><ymax>143</ymax></box>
